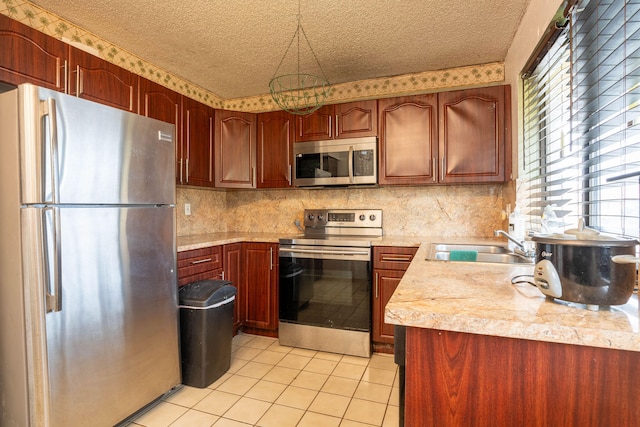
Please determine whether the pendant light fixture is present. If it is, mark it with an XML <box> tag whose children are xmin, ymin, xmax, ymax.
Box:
<box><xmin>269</xmin><ymin>0</ymin><xmax>330</xmax><ymax>115</ymax></box>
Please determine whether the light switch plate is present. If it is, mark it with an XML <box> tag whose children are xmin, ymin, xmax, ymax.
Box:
<box><xmin>184</xmin><ymin>203</ymin><xmax>191</xmax><ymax>216</ymax></box>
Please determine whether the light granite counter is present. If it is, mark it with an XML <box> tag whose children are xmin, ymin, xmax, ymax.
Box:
<box><xmin>385</xmin><ymin>241</ymin><xmax>640</xmax><ymax>352</ymax></box>
<box><xmin>177</xmin><ymin>232</ymin><xmax>287</xmax><ymax>251</ymax></box>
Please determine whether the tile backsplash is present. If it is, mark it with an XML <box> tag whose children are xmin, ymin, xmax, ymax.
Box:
<box><xmin>177</xmin><ymin>184</ymin><xmax>513</xmax><ymax>237</ymax></box>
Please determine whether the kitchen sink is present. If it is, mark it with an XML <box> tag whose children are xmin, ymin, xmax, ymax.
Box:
<box><xmin>427</xmin><ymin>243</ymin><xmax>534</xmax><ymax>264</ymax></box>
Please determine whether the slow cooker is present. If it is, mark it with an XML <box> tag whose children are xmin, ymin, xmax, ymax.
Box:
<box><xmin>531</xmin><ymin>229</ymin><xmax>639</xmax><ymax>308</ymax></box>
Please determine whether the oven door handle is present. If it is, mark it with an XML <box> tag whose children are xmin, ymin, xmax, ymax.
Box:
<box><xmin>281</xmin><ymin>248</ymin><xmax>370</xmax><ymax>256</ymax></box>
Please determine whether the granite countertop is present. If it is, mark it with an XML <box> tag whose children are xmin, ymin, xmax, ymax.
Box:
<box><xmin>177</xmin><ymin>232</ymin><xmax>285</xmax><ymax>251</ymax></box>
<box><xmin>385</xmin><ymin>241</ymin><xmax>640</xmax><ymax>352</ymax></box>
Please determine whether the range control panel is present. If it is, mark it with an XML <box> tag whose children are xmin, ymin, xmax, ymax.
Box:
<box><xmin>303</xmin><ymin>209</ymin><xmax>382</xmax><ymax>229</ymax></box>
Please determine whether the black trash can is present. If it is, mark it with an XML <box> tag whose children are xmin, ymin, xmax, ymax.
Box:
<box><xmin>178</xmin><ymin>279</ymin><xmax>236</xmax><ymax>388</ymax></box>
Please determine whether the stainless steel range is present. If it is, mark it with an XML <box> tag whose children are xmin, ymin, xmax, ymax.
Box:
<box><xmin>279</xmin><ymin>209</ymin><xmax>382</xmax><ymax>357</ymax></box>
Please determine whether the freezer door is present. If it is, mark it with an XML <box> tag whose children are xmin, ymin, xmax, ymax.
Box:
<box><xmin>31</xmin><ymin>205</ymin><xmax>180</xmax><ymax>427</ymax></box>
<box><xmin>18</xmin><ymin>84</ymin><xmax>175</xmax><ymax>205</ymax></box>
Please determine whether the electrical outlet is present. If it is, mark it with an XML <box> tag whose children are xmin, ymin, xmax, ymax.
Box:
<box><xmin>184</xmin><ymin>203</ymin><xmax>191</xmax><ymax>216</ymax></box>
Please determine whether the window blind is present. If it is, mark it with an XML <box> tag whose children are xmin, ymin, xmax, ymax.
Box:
<box><xmin>522</xmin><ymin>0</ymin><xmax>640</xmax><ymax>238</ymax></box>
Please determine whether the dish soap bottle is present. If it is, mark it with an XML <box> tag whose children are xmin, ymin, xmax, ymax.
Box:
<box><xmin>508</xmin><ymin>205</ymin><xmax>525</xmax><ymax>251</ymax></box>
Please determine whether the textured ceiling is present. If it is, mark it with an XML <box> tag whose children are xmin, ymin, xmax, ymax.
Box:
<box><xmin>30</xmin><ymin>0</ymin><xmax>531</xmax><ymax>99</ymax></box>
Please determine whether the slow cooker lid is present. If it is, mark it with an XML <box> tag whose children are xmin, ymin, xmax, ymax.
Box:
<box><xmin>532</xmin><ymin>233</ymin><xmax>639</xmax><ymax>246</ymax></box>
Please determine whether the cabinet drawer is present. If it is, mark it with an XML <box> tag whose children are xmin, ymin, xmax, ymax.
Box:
<box><xmin>178</xmin><ymin>246</ymin><xmax>222</xmax><ymax>285</ymax></box>
<box><xmin>373</xmin><ymin>246</ymin><xmax>418</xmax><ymax>271</ymax></box>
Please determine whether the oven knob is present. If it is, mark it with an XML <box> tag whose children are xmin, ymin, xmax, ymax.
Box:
<box><xmin>359</xmin><ymin>214</ymin><xmax>366</xmax><ymax>221</ymax></box>
<box><xmin>308</xmin><ymin>214</ymin><xmax>315</xmax><ymax>220</ymax></box>
<box><xmin>317</xmin><ymin>215</ymin><xmax>324</xmax><ymax>221</ymax></box>
<box><xmin>369</xmin><ymin>214</ymin><xmax>377</xmax><ymax>221</ymax></box>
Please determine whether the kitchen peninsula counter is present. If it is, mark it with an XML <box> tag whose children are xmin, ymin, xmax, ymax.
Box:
<box><xmin>385</xmin><ymin>241</ymin><xmax>640</xmax><ymax>352</ymax></box>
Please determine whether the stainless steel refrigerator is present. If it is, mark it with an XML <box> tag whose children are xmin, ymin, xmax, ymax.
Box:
<box><xmin>0</xmin><ymin>84</ymin><xmax>181</xmax><ymax>426</ymax></box>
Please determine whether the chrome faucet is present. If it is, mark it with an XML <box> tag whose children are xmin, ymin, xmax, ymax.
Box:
<box><xmin>494</xmin><ymin>229</ymin><xmax>524</xmax><ymax>250</ymax></box>
<box><xmin>494</xmin><ymin>229</ymin><xmax>536</xmax><ymax>259</ymax></box>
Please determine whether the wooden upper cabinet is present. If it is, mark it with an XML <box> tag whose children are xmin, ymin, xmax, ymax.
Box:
<box><xmin>257</xmin><ymin>110</ymin><xmax>293</xmax><ymax>188</ymax></box>
<box><xmin>295</xmin><ymin>100</ymin><xmax>377</xmax><ymax>142</ymax></box>
<box><xmin>378</xmin><ymin>94</ymin><xmax>438</xmax><ymax>185</ymax></box>
<box><xmin>182</xmin><ymin>97</ymin><xmax>214</xmax><ymax>187</ymax></box>
<box><xmin>138</xmin><ymin>77</ymin><xmax>182</xmax><ymax>183</ymax></box>
<box><xmin>439</xmin><ymin>85</ymin><xmax>510</xmax><ymax>183</ymax></box>
<box><xmin>334</xmin><ymin>100</ymin><xmax>377</xmax><ymax>139</ymax></box>
<box><xmin>0</xmin><ymin>14</ymin><xmax>67</xmax><ymax>91</ymax></box>
<box><xmin>68</xmin><ymin>46</ymin><xmax>137</xmax><ymax>112</ymax></box>
<box><xmin>215</xmin><ymin>110</ymin><xmax>257</xmax><ymax>188</ymax></box>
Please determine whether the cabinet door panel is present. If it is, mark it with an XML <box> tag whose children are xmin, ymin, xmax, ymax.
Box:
<box><xmin>439</xmin><ymin>86</ymin><xmax>507</xmax><ymax>183</ymax></box>
<box><xmin>242</xmin><ymin>243</ymin><xmax>278</xmax><ymax>331</ymax></box>
<box><xmin>69</xmin><ymin>47</ymin><xmax>137</xmax><ymax>112</ymax></box>
<box><xmin>373</xmin><ymin>269</ymin><xmax>405</xmax><ymax>344</ymax></box>
<box><xmin>138</xmin><ymin>77</ymin><xmax>182</xmax><ymax>183</ymax></box>
<box><xmin>378</xmin><ymin>95</ymin><xmax>438</xmax><ymax>185</ymax></box>
<box><xmin>335</xmin><ymin>100</ymin><xmax>377</xmax><ymax>138</ymax></box>
<box><xmin>0</xmin><ymin>14</ymin><xmax>67</xmax><ymax>91</ymax></box>
<box><xmin>257</xmin><ymin>111</ymin><xmax>293</xmax><ymax>188</ymax></box>
<box><xmin>215</xmin><ymin>110</ymin><xmax>256</xmax><ymax>188</ymax></box>
<box><xmin>295</xmin><ymin>105</ymin><xmax>333</xmax><ymax>141</ymax></box>
<box><xmin>183</xmin><ymin>97</ymin><xmax>214</xmax><ymax>187</ymax></box>
<box><xmin>224</xmin><ymin>243</ymin><xmax>243</xmax><ymax>332</ymax></box>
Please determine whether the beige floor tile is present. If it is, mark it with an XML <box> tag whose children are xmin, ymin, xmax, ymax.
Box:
<box><xmin>132</xmin><ymin>401</ymin><xmax>187</xmax><ymax>427</ymax></box>
<box><xmin>267</xmin><ymin>340</ymin><xmax>293</xmax><ymax>353</ymax></box>
<box><xmin>361</xmin><ymin>366</ymin><xmax>396</xmax><ymax>386</ymax></box>
<box><xmin>321</xmin><ymin>376</ymin><xmax>359</xmax><ymax>397</ymax></box>
<box><xmin>256</xmin><ymin>403</ymin><xmax>305</xmax><ymax>427</ymax></box>
<box><xmin>307</xmin><ymin>391</ymin><xmax>351</xmax><ymax>417</ymax></box>
<box><xmin>313</xmin><ymin>351</ymin><xmax>343</xmax><ymax>362</ymax></box>
<box><xmin>164</xmin><ymin>386</ymin><xmax>212</xmax><ymax>407</ymax></box>
<box><xmin>223</xmin><ymin>396</ymin><xmax>271</xmax><ymax>425</ymax></box>
<box><xmin>235</xmin><ymin>361</ymin><xmax>273</xmax><ymax>379</ymax></box>
<box><xmin>207</xmin><ymin>372</ymin><xmax>233</xmax><ymax>390</ymax></box>
<box><xmin>227</xmin><ymin>358</ymin><xmax>249</xmax><ymax>374</ymax></box>
<box><xmin>244</xmin><ymin>336</ymin><xmax>277</xmax><ymax>350</ymax></box>
<box><xmin>215</xmin><ymin>375</ymin><xmax>259</xmax><ymax>395</ymax></box>
<box><xmin>290</xmin><ymin>347</ymin><xmax>318</xmax><ymax>357</ymax></box>
<box><xmin>232</xmin><ymin>346</ymin><xmax>262</xmax><ymax>361</ymax></box>
<box><xmin>275</xmin><ymin>385</ymin><xmax>318</xmax><ymax>410</ymax></box>
<box><xmin>388</xmin><ymin>387</ymin><xmax>400</xmax><ymax>406</ymax></box>
<box><xmin>340</xmin><ymin>355</ymin><xmax>370</xmax><ymax>366</ymax></box>
<box><xmin>245</xmin><ymin>380</ymin><xmax>287</xmax><ymax>402</ymax></box>
<box><xmin>353</xmin><ymin>381</ymin><xmax>392</xmax><ymax>404</ymax></box>
<box><xmin>303</xmin><ymin>358</ymin><xmax>338</xmax><ymax>375</ymax></box>
<box><xmin>297</xmin><ymin>411</ymin><xmax>342</xmax><ymax>427</ymax></box>
<box><xmin>252</xmin><ymin>350</ymin><xmax>287</xmax><ymax>365</ymax></box>
<box><xmin>261</xmin><ymin>366</ymin><xmax>301</xmax><ymax>385</ymax></box>
<box><xmin>343</xmin><ymin>398</ymin><xmax>387</xmax><ymax>425</ymax></box>
<box><xmin>170</xmin><ymin>409</ymin><xmax>219</xmax><ymax>427</ymax></box>
<box><xmin>290</xmin><ymin>371</ymin><xmax>329</xmax><ymax>391</ymax></box>
<box><xmin>212</xmin><ymin>417</ymin><xmax>253</xmax><ymax>426</ymax></box>
<box><xmin>232</xmin><ymin>334</ymin><xmax>255</xmax><ymax>347</ymax></box>
<box><xmin>339</xmin><ymin>420</ymin><xmax>378</xmax><ymax>427</ymax></box>
<box><xmin>368</xmin><ymin>354</ymin><xmax>397</xmax><ymax>371</ymax></box>
<box><xmin>276</xmin><ymin>353</ymin><xmax>312</xmax><ymax>370</ymax></box>
<box><xmin>193</xmin><ymin>390</ymin><xmax>241</xmax><ymax>416</ymax></box>
<box><xmin>382</xmin><ymin>404</ymin><xmax>400</xmax><ymax>427</ymax></box>
<box><xmin>331</xmin><ymin>362</ymin><xmax>366</xmax><ymax>380</ymax></box>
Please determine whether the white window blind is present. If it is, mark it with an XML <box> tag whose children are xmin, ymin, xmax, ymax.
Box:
<box><xmin>522</xmin><ymin>0</ymin><xmax>640</xmax><ymax>238</ymax></box>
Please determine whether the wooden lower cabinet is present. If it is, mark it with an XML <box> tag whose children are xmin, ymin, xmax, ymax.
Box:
<box><xmin>241</xmin><ymin>243</ymin><xmax>279</xmax><ymax>336</ymax></box>
<box><xmin>177</xmin><ymin>246</ymin><xmax>223</xmax><ymax>287</ymax></box>
<box><xmin>405</xmin><ymin>327</ymin><xmax>640</xmax><ymax>426</ymax></box>
<box><xmin>372</xmin><ymin>246</ymin><xmax>417</xmax><ymax>353</ymax></box>
<box><xmin>223</xmin><ymin>243</ymin><xmax>243</xmax><ymax>333</ymax></box>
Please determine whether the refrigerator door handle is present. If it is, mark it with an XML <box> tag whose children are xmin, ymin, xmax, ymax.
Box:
<box><xmin>43</xmin><ymin>207</ymin><xmax>62</xmax><ymax>313</ymax></box>
<box><xmin>41</xmin><ymin>98</ymin><xmax>60</xmax><ymax>204</ymax></box>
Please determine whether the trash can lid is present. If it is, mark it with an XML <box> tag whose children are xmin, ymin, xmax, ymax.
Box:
<box><xmin>179</xmin><ymin>280</ymin><xmax>236</xmax><ymax>308</ymax></box>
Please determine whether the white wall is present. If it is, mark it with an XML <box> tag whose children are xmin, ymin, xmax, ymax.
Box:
<box><xmin>504</xmin><ymin>0</ymin><xmax>564</xmax><ymax>182</ymax></box>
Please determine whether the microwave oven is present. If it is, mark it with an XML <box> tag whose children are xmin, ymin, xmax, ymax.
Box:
<box><xmin>293</xmin><ymin>137</ymin><xmax>378</xmax><ymax>187</ymax></box>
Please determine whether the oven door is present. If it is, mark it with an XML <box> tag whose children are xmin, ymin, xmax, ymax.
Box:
<box><xmin>278</xmin><ymin>245</ymin><xmax>371</xmax><ymax>332</ymax></box>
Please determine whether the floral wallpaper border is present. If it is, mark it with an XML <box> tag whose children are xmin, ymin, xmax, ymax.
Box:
<box><xmin>2</xmin><ymin>0</ymin><xmax>505</xmax><ymax>112</ymax></box>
